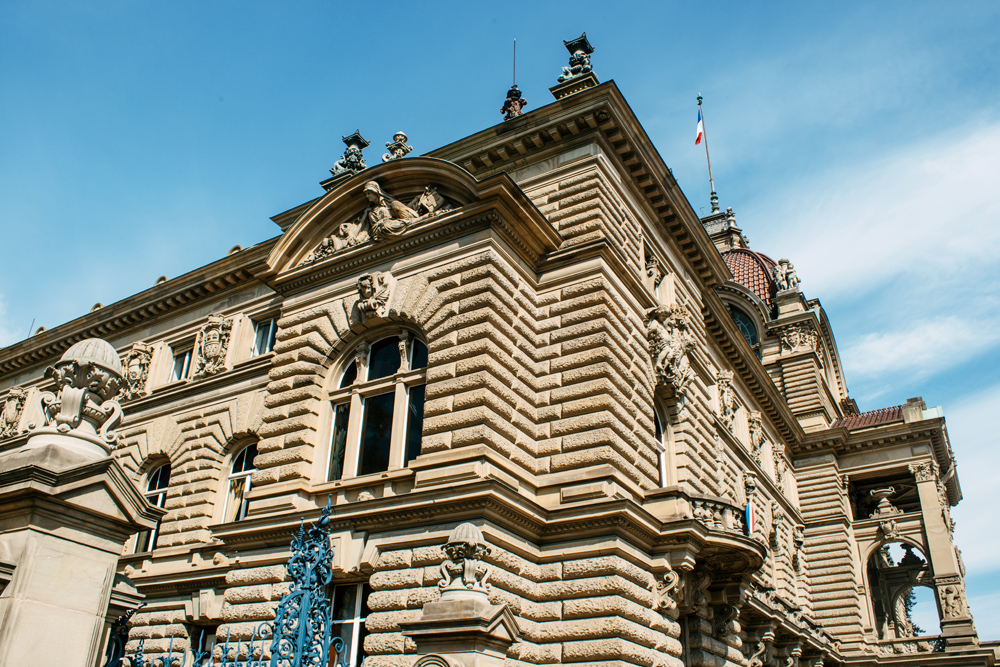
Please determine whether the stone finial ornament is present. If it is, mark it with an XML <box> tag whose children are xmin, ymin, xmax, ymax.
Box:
<box><xmin>558</xmin><ymin>33</ymin><xmax>595</xmax><ymax>83</ymax></box>
<box><xmin>382</xmin><ymin>131</ymin><xmax>413</xmax><ymax>162</ymax></box>
<box><xmin>439</xmin><ymin>523</ymin><xmax>492</xmax><ymax>595</ymax></box>
<box><xmin>120</xmin><ymin>341</ymin><xmax>154</xmax><ymax>401</ymax></box>
<box><xmin>645</xmin><ymin>304</ymin><xmax>696</xmax><ymax>396</ymax></box>
<box><xmin>869</xmin><ymin>487</ymin><xmax>902</xmax><ymax>518</ymax></box>
<box><xmin>0</xmin><ymin>386</ymin><xmax>27</xmax><ymax>439</ymax></box>
<box><xmin>357</xmin><ymin>271</ymin><xmax>395</xmax><ymax>321</ymax></box>
<box><xmin>501</xmin><ymin>85</ymin><xmax>528</xmax><ymax>120</ymax></box>
<box><xmin>191</xmin><ymin>315</ymin><xmax>233</xmax><ymax>380</ymax></box>
<box><xmin>331</xmin><ymin>130</ymin><xmax>370</xmax><ymax>177</ymax></box>
<box><xmin>30</xmin><ymin>338</ymin><xmax>125</xmax><ymax>457</ymax></box>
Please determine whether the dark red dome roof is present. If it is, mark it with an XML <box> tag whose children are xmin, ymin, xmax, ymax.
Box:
<box><xmin>722</xmin><ymin>248</ymin><xmax>778</xmax><ymax>306</ymax></box>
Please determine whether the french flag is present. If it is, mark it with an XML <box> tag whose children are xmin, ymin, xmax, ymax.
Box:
<box><xmin>745</xmin><ymin>500</ymin><xmax>756</xmax><ymax>535</ymax></box>
<box><xmin>695</xmin><ymin>108</ymin><xmax>704</xmax><ymax>145</ymax></box>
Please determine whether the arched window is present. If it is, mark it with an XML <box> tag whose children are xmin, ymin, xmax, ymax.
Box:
<box><xmin>727</xmin><ymin>305</ymin><xmax>760</xmax><ymax>358</ymax></box>
<box><xmin>224</xmin><ymin>442</ymin><xmax>258</xmax><ymax>522</ymax></box>
<box><xmin>135</xmin><ymin>463</ymin><xmax>170</xmax><ymax>552</ymax></box>
<box><xmin>327</xmin><ymin>332</ymin><xmax>428</xmax><ymax>482</ymax></box>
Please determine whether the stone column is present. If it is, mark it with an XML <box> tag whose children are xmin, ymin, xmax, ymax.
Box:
<box><xmin>401</xmin><ymin>523</ymin><xmax>521</xmax><ymax>667</ymax></box>
<box><xmin>908</xmin><ymin>461</ymin><xmax>977</xmax><ymax>645</ymax></box>
<box><xmin>0</xmin><ymin>339</ymin><xmax>162</xmax><ymax>667</ymax></box>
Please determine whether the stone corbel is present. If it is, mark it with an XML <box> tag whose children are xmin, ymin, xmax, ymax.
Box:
<box><xmin>184</xmin><ymin>587</ymin><xmax>223</xmax><ymax>623</ymax></box>
<box><xmin>748</xmin><ymin>627</ymin><xmax>776</xmax><ymax>667</ymax></box>
<box><xmin>357</xmin><ymin>271</ymin><xmax>395</xmax><ymax>322</ymax></box>
<box><xmin>652</xmin><ymin>565</ymin><xmax>681</xmax><ymax>613</ymax></box>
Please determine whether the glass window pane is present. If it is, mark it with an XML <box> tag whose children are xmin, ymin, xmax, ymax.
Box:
<box><xmin>654</xmin><ymin>412</ymin><xmax>662</xmax><ymax>443</ymax></box>
<box><xmin>232</xmin><ymin>443</ymin><xmax>258</xmax><ymax>474</ymax></box>
<box><xmin>148</xmin><ymin>465</ymin><xmax>170</xmax><ymax>491</ymax></box>
<box><xmin>253</xmin><ymin>320</ymin><xmax>276</xmax><ymax>356</ymax></box>
<box><xmin>328</xmin><ymin>403</ymin><xmax>351</xmax><ymax>482</ymax></box>
<box><xmin>171</xmin><ymin>351</ymin><xmax>190</xmax><ymax>381</ymax></box>
<box><xmin>332</xmin><ymin>585</ymin><xmax>359</xmax><ymax>621</ymax></box>
<box><xmin>358</xmin><ymin>393</ymin><xmax>394</xmax><ymax>476</ymax></box>
<box><xmin>330</xmin><ymin>622</ymin><xmax>355</xmax><ymax>667</ymax></box>
<box><xmin>340</xmin><ymin>361</ymin><xmax>358</xmax><ymax>388</ymax></box>
<box><xmin>405</xmin><ymin>385</ymin><xmax>425</xmax><ymax>464</ymax></box>
<box><xmin>728</xmin><ymin>307</ymin><xmax>758</xmax><ymax>347</ymax></box>
<box><xmin>367</xmin><ymin>337</ymin><xmax>401</xmax><ymax>381</ymax></box>
<box><xmin>411</xmin><ymin>339</ymin><xmax>428</xmax><ymax>370</ymax></box>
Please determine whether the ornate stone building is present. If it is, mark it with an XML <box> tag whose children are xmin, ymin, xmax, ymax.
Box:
<box><xmin>0</xmin><ymin>41</ymin><xmax>993</xmax><ymax>667</ymax></box>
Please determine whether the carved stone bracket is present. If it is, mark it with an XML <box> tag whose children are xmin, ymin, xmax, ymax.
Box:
<box><xmin>645</xmin><ymin>304</ymin><xmax>696</xmax><ymax>397</ymax></box>
<box><xmin>0</xmin><ymin>386</ymin><xmax>27</xmax><ymax>439</ymax></box>
<box><xmin>714</xmin><ymin>603</ymin><xmax>740</xmax><ymax>638</ymax></box>
<box><xmin>777</xmin><ymin>322</ymin><xmax>817</xmax><ymax>354</ymax></box>
<box><xmin>748</xmin><ymin>628</ymin><xmax>775</xmax><ymax>667</ymax></box>
<box><xmin>909</xmin><ymin>460</ymin><xmax>939</xmax><ymax>483</ymax></box>
<box><xmin>191</xmin><ymin>315</ymin><xmax>233</xmax><ymax>380</ymax></box>
<box><xmin>120</xmin><ymin>342</ymin><xmax>154</xmax><ymax>401</ymax></box>
<box><xmin>357</xmin><ymin>271</ymin><xmax>395</xmax><ymax>321</ymax></box>
<box><xmin>652</xmin><ymin>567</ymin><xmax>681</xmax><ymax>612</ymax></box>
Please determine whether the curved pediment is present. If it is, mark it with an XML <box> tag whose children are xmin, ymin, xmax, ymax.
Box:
<box><xmin>261</xmin><ymin>158</ymin><xmax>483</xmax><ymax>279</ymax></box>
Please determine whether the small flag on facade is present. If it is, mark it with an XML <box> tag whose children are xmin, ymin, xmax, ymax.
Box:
<box><xmin>695</xmin><ymin>108</ymin><xmax>704</xmax><ymax>145</ymax></box>
<box><xmin>745</xmin><ymin>500</ymin><xmax>756</xmax><ymax>535</ymax></box>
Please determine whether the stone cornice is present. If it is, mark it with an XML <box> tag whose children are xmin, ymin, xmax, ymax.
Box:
<box><xmin>0</xmin><ymin>241</ymin><xmax>276</xmax><ymax>377</ymax></box>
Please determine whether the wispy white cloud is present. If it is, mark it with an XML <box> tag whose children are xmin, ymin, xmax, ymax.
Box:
<box><xmin>842</xmin><ymin>316</ymin><xmax>1000</xmax><ymax>382</ymax></box>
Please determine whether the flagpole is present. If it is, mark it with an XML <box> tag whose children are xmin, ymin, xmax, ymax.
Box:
<box><xmin>697</xmin><ymin>94</ymin><xmax>719</xmax><ymax>213</ymax></box>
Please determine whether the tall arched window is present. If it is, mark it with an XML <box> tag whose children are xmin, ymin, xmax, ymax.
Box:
<box><xmin>135</xmin><ymin>463</ymin><xmax>170</xmax><ymax>552</ymax></box>
<box><xmin>727</xmin><ymin>305</ymin><xmax>760</xmax><ymax>359</ymax></box>
<box><xmin>327</xmin><ymin>332</ymin><xmax>428</xmax><ymax>482</ymax></box>
<box><xmin>653</xmin><ymin>411</ymin><xmax>672</xmax><ymax>487</ymax></box>
<box><xmin>224</xmin><ymin>442</ymin><xmax>258</xmax><ymax>522</ymax></box>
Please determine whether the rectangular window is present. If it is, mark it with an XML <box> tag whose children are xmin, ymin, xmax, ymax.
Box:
<box><xmin>134</xmin><ymin>489</ymin><xmax>167</xmax><ymax>552</ymax></box>
<box><xmin>171</xmin><ymin>349</ymin><xmax>192</xmax><ymax>382</ymax></box>
<box><xmin>253</xmin><ymin>318</ymin><xmax>278</xmax><ymax>356</ymax></box>
<box><xmin>190</xmin><ymin>626</ymin><xmax>217</xmax><ymax>667</ymax></box>
<box><xmin>328</xmin><ymin>402</ymin><xmax>351</xmax><ymax>482</ymax></box>
<box><xmin>357</xmin><ymin>392</ymin><xmax>394</xmax><ymax>476</ymax></box>
<box><xmin>404</xmin><ymin>385</ymin><xmax>425</xmax><ymax>464</ymax></box>
<box><xmin>331</xmin><ymin>583</ymin><xmax>371</xmax><ymax>667</ymax></box>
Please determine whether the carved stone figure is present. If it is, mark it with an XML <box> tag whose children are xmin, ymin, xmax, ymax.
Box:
<box><xmin>357</xmin><ymin>271</ymin><xmax>395</xmax><ymax>321</ymax></box>
<box><xmin>744</xmin><ymin>471</ymin><xmax>758</xmax><ymax>499</ymax></box>
<box><xmin>439</xmin><ymin>523</ymin><xmax>491</xmax><ymax>594</ymax></box>
<box><xmin>748</xmin><ymin>409</ymin><xmax>766</xmax><ymax>463</ymax></box>
<box><xmin>191</xmin><ymin>315</ymin><xmax>233</xmax><ymax>380</ymax></box>
<box><xmin>557</xmin><ymin>33</ymin><xmax>595</xmax><ymax>83</ymax></box>
<box><xmin>330</xmin><ymin>130</ymin><xmax>369</xmax><ymax>177</ymax></box>
<box><xmin>773</xmin><ymin>258</ymin><xmax>800</xmax><ymax>292</ymax></box>
<box><xmin>778</xmin><ymin>323</ymin><xmax>818</xmax><ymax>354</ymax></box>
<box><xmin>645</xmin><ymin>304</ymin><xmax>696</xmax><ymax>395</ymax></box>
<box><xmin>941</xmin><ymin>584</ymin><xmax>967</xmax><ymax>618</ymax></box>
<box><xmin>361</xmin><ymin>181</ymin><xmax>419</xmax><ymax>241</ymax></box>
<box><xmin>408</xmin><ymin>185</ymin><xmax>452</xmax><ymax>217</ymax></box>
<box><xmin>645</xmin><ymin>256</ymin><xmax>664</xmax><ymax>290</ymax></box>
<box><xmin>31</xmin><ymin>338</ymin><xmax>125</xmax><ymax>455</ymax></box>
<box><xmin>120</xmin><ymin>342</ymin><xmax>154</xmax><ymax>401</ymax></box>
<box><xmin>0</xmin><ymin>386</ymin><xmax>26</xmax><ymax>439</ymax></box>
<box><xmin>382</xmin><ymin>131</ymin><xmax>413</xmax><ymax>162</ymax></box>
<box><xmin>773</xmin><ymin>448</ymin><xmax>787</xmax><ymax>487</ymax></box>
<box><xmin>717</xmin><ymin>369</ymin><xmax>736</xmax><ymax>431</ymax></box>
<box><xmin>501</xmin><ymin>84</ymin><xmax>527</xmax><ymax>120</ymax></box>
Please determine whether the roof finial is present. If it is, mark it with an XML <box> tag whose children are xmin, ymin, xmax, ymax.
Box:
<box><xmin>501</xmin><ymin>40</ymin><xmax>527</xmax><ymax>121</ymax></box>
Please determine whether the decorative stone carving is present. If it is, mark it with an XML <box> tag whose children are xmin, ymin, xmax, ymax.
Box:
<box><xmin>645</xmin><ymin>256</ymin><xmax>664</xmax><ymax>289</ymax></box>
<box><xmin>31</xmin><ymin>338</ymin><xmax>125</xmax><ymax>455</ymax></box>
<box><xmin>909</xmin><ymin>460</ymin><xmax>938</xmax><ymax>483</ymax></box>
<box><xmin>744</xmin><ymin>470</ymin><xmax>758</xmax><ymax>499</ymax></box>
<box><xmin>748</xmin><ymin>409</ymin><xmax>765</xmax><ymax>463</ymax></box>
<box><xmin>773</xmin><ymin>258</ymin><xmax>800</xmax><ymax>292</ymax></box>
<box><xmin>357</xmin><ymin>271</ymin><xmax>395</xmax><ymax>321</ymax></box>
<box><xmin>439</xmin><ymin>523</ymin><xmax>491</xmax><ymax>594</ymax></box>
<box><xmin>331</xmin><ymin>130</ymin><xmax>369</xmax><ymax>177</ymax></box>
<box><xmin>793</xmin><ymin>526</ymin><xmax>805</xmax><ymax>570</ymax></box>
<box><xmin>191</xmin><ymin>315</ymin><xmax>233</xmax><ymax>380</ymax></box>
<box><xmin>677</xmin><ymin>566</ymin><xmax>711</xmax><ymax>614</ymax></box>
<box><xmin>382</xmin><ymin>131</ymin><xmax>413</xmax><ymax>162</ymax></box>
<box><xmin>748</xmin><ymin>629</ymin><xmax>775</xmax><ymax>667</ymax></box>
<box><xmin>362</xmin><ymin>180</ymin><xmax>419</xmax><ymax>241</ymax></box>
<box><xmin>940</xmin><ymin>584</ymin><xmax>968</xmax><ymax>618</ymax></box>
<box><xmin>870</xmin><ymin>488</ymin><xmax>902</xmax><ymax>518</ymax></box>
<box><xmin>714</xmin><ymin>604</ymin><xmax>740</xmax><ymax>638</ymax></box>
<box><xmin>0</xmin><ymin>386</ymin><xmax>27</xmax><ymax>439</ymax></box>
<box><xmin>120</xmin><ymin>342</ymin><xmax>154</xmax><ymax>401</ymax></box>
<box><xmin>410</xmin><ymin>185</ymin><xmax>452</xmax><ymax>217</ymax></box>
<box><xmin>773</xmin><ymin>449</ymin><xmax>787</xmax><ymax>487</ymax></box>
<box><xmin>653</xmin><ymin>567</ymin><xmax>681</xmax><ymax>612</ymax></box>
<box><xmin>716</xmin><ymin>370</ymin><xmax>736</xmax><ymax>430</ymax></box>
<box><xmin>778</xmin><ymin>323</ymin><xmax>818</xmax><ymax>354</ymax></box>
<box><xmin>557</xmin><ymin>33</ymin><xmax>595</xmax><ymax>83</ymax></box>
<box><xmin>501</xmin><ymin>84</ymin><xmax>527</xmax><ymax>120</ymax></box>
<box><xmin>645</xmin><ymin>304</ymin><xmax>696</xmax><ymax>395</ymax></box>
<box><xmin>878</xmin><ymin>517</ymin><xmax>900</xmax><ymax>540</ymax></box>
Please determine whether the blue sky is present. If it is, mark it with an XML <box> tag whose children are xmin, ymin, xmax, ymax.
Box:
<box><xmin>2</xmin><ymin>0</ymin><xmax>998</xmax><ymax>639</ymax></box>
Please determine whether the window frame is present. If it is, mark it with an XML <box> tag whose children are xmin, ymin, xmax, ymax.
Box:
<box><xmin>222</xmin><ymin>441</ymin><xmax>258</xmax><ymax>523</ymax></box>
<box><xmin>170</xmin><ymin>347</ymin><xmax>193</xmax><ymax>382</ymax></box>
<box><xmin>252</xmin><ymin>317</ymin><xmax>278</xmax><ymax>357</ymax></box>
<box><xmin>134</xmin><ymin>463</ymin><xmax>170</xmax><ymax>553</ymax></box>
<box><xmin>329</xmin><ymin>582</ymin><xmax>371</xmax><ymax>667</ymax></box>
<box><xmin>653</xmin><ymin>408</ymin><xmax>676</xmax><ymax>488</ymax></box>
<box><xmin>326</xmin><ymin>331</ymin><xmax>427</xmax><ymax>482</ymax></box>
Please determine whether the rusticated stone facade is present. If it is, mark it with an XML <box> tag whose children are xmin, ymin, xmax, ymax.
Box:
<box><xmin>0</xmin><ymin>69</ymin><xmax>989</xmax><ymax>667</ymax></box>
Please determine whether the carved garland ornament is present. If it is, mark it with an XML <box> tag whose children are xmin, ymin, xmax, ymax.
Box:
<box><xmin>645</xmin><ymin>304</ymin><xmax>696</xmax><ymax>396</ymax></box>
<box><xmin>191</xmin><ymin>315</ymin><xmax>233</xmax><ymax>380</ymax></box>
<box><xmin>302</xmin><ymin>180</ymin><xmax>455</xmax><ymax>265</ymax></box>
<box><xmin>0</xmin><ymin>386</ymin><xmax>27</xmax><ymax>439</ymax></box>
